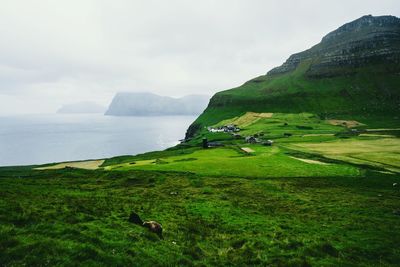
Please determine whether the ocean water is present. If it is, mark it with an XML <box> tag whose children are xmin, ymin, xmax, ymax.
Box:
<box><xmin>0</xmin><ymin>114</ymin><xmax>196</xmax><ymax>166</ymax></box>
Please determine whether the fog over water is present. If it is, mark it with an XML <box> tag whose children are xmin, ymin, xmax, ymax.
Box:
<box><xmin>0</xmin><ymin>114</ymin><xmax>196</xmax><ymax>166</ymax></box>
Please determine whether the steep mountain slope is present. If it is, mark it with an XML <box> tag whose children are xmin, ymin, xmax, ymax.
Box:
<box><xmin>269</xmin><ymin>15</ymin><xmax>400</xmax><ymax>77</ymax></box>
<box><xmin>186</xmin><ymin>15</ymin><xmax>400</xmax><ymax>138</ymax></box>
<box><xmin>105</xmin><ymin>92</ymin><xmax>209</xmax><ymax>116</ymax></box>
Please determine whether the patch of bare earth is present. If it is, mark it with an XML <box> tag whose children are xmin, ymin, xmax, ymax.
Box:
<box><xmin>241</xmin><ymin>147</ymin><xmax>255</xmax><ymax>153</ymax></box>
<box><xmin>225</xmin><ymin>112</ymin><xmax>274</xmax><ymax>127</ymax></box>
<box><xmin>35</xmin><ymin>160</ymin><xmax>105</xmax><ymax>170</ymax></box>
<box><xmin>289</xmin><ymin>156</ymin><xmax>329</xmax><ymax>165</ymax></box>
<box><xmin>303</xmin><ymin>134</ymin><xmax>335</xmax><ymax>137</ymax></box>
<box><xmin>254</xmin><ymin>112</ymin><xmax>273</xmax><ymax>118</ymax></box>
<box><xmin>327</xmin><ymin>119</ymin><xmax>364</xmax><ymax>128</ymax></box>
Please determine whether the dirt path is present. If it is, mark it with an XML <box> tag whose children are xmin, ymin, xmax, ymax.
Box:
<box><xmin>289</xmin><ymin>156</ymin><xmax>329</xmax><ymax>165</ymax></box>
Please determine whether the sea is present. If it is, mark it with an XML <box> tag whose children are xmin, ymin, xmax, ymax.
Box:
<box><xmin>0</xmin><ymin>114</ymin><xmax>197</xmax><ymax>166</ymax></box>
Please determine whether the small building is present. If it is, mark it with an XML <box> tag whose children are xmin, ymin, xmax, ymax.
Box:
<box><xmin>232</xmin><ymin>133</ymin><xmax>242</xmax><ymax>139</ymax></box>
<box><xmin>224</xmin><ymin>125</ymin><xmax>240</xmax><ymax>132</ymax></box>
<box><xmin>245</xmin><ymin>136</ymin><xmax>258</xmax><ymax>144</ymax></box>
<box><xmin>207</xmin><ymin>127</ymin><xmax>225</xmax><ymax>133</ymax></box>
<box><xmin>208</xmin><ymin>141</ymin><xmax>224</xmax><ymax>148</ymax></box>
<box><xmin>262</xmin><ymin>140</ymin><xmax>274</xmax><ymax>146</ymax></box>
<box><xmin>202</xmin><ymin>138</ymin><xmax>208</xmax><ymax>149</ymax></box>
<box><xmin>207</xmin><ymin>124</ymin><xmax>240</xmax><ymax>133</ymax></box>
<box><xmin>202</xmin><ymin>138</ymin><xmax>224</xmax><ymax>148</ymax></box>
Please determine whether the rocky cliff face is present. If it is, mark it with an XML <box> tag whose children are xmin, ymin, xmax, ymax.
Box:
<box><xmin>268</xmin><ymin>15</ymin><xmax>400</xmax><ymax>77</ymax></box>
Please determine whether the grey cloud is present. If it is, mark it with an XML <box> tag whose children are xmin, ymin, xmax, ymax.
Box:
<box><xmin>0</xmin><ymin>0</ymin><xmax>399</xmax><ymax>113</ymax></box>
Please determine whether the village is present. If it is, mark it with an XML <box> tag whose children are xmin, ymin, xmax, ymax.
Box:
<box><xmin>204</xmin><ymin>124</ymin><xmax>274</xmax><ymax>149</ymax></box>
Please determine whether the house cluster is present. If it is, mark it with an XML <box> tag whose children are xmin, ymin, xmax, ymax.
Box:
<box><xmin>204</xmin><ymin>124</ymin><xmax>274</xmax><ymax>148</ymax></box>
<box><xmin>245</xmin><ymin>136</ymin><xmax>274</xmax><ymax>146</ymax></box>
<box><xmin>207</xmin><ymin>124</ymin><xmax>240</xmax><ymax>133</ymax></box>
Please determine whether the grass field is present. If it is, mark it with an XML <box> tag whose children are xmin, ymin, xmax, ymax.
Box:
<box><xmin>106</xmin><ymin>146</ymin><xmax>360</xmax><ymax>178</ymax></box>
<box><xmin>1</xmin><ymin>111</ymin><xmax>399</xmax><ymax>266</ymax></box>
<box><xmin>289</xmin><ymin>137</ymin><xmax>400</xmax><ymax>172</ymax></box>
<box><xmin>1</xmin><ymin>167</ymin><xmax>399</xmax><ymax>266</ymax></box>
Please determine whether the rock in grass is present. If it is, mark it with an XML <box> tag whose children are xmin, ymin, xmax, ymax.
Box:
<box><xmin>128</xmin><ymin>212</ymin><xmax>163</xmax><ymax>239</ymax></box>
<box><xmin>129</xmin><ymin>212</ymin><xmax>144</xmax><ymax>225</ymax></box>
<box><xmin>143</xmin><ymin>221</ymin><xmax>163</xmax><ymax>239</ymax></box>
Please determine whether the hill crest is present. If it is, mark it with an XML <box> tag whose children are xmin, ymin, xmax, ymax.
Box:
<box><xmin>267</xmin><ymin>15</ymin><xmax>400</xmax><ymax>77</ymax></box>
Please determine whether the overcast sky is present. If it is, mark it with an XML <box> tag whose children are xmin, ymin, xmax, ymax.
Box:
<box><xmin>0</xmin><ymin>0</ymin><xmax>399</xmax><ymax>114</ymax></box>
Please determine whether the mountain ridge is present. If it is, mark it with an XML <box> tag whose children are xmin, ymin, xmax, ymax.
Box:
<box><xmin>267</xmin><ymin>15</ymin><xmax>400</xmax><ymax>77</ymax></box>
<box><xmin>186</xmin><ymin>15</ymin><xmax>400</xmax><ymax>139</ymax></box>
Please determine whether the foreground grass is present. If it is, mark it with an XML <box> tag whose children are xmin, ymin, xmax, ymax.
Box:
<box><xmin>1</xmin><ymin>111</ymin><xmax>399</xmax><ymax>266</ymax></box>
<box><xmin>0</xmin><ymin>167</ymin><xmax>399</xmax><ymax>266</ymax></box>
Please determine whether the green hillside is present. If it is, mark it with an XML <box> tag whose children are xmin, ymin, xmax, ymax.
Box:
<box><xmin>186</xmin><ymin>15</ymin><xmax>400</xmax><ymax>138</ymax></box>
<box><xmin>189</xmin><ymin>66</ymin><xmax>399</xmax><ymax>135</ymax></box>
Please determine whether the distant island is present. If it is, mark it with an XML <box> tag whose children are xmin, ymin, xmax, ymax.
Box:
<box><xmin>57</xmin><ymin>101</ymin><xmax>106</xmax><ymax>114</ymax></box>
<box><xmin>105</xmin><ymin>92</ymin><xmax>210</xmax><ymax>116</ymax></box>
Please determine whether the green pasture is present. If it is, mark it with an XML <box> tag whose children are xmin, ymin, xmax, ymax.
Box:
<box><xmin>1</xmin><ymin>166</ymin><xmax>399</xmax><ymax>266</ymax></box>
<box><xmin>107</xmin><ymin>146</ymin><xmax>360</xmax><ymax>178</ymax></box>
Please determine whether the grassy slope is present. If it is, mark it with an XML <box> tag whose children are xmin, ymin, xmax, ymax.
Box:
<box><xmin>1</xmin><ymin>166</ymin><xmax>400</xmax><ymax>266</ymax></box>
<box><xmin>189</xmin><ymin>62</ymin><xmax>400</xmax><ymax>138</ymax></box>
<box><xmin>105</xmin><ymin>146</ymin><xmax>359</xmax><ymax>178</ymax></box>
